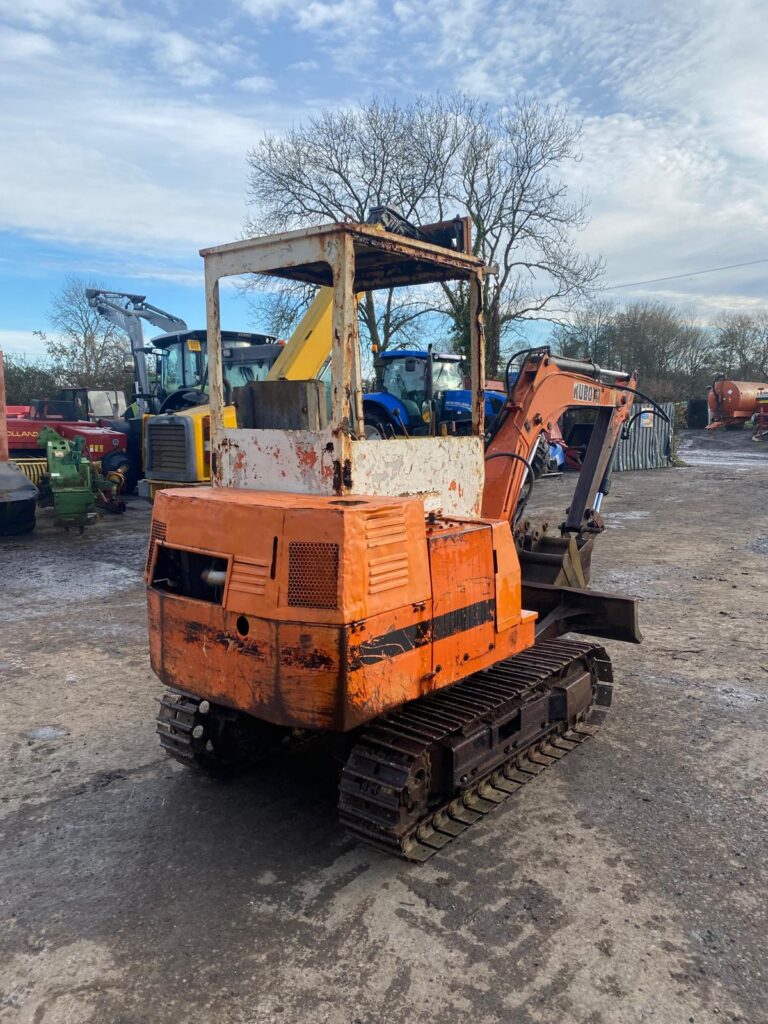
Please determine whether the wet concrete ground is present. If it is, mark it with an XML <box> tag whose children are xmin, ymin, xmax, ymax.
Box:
<box><xmin>1</xmin><ymin>430</ymin><xmax>767</xmax><ymax>1024</ymax></box>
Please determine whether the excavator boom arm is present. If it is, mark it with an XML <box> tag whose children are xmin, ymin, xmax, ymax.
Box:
<box><xmin>483</xmin><ymin>351</ymin><xmax>636</xmax><ymax>528</ymax></box>
<box><xmin>85</xmin><ymin>289</ymin><xmax>188</xmax><ymax>414</ymax></box>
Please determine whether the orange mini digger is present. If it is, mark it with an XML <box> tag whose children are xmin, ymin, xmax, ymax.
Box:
<box><xmin>146</xmin><ymin>216</ymin><xmax>647</xmax><ymax>860</ymax></box>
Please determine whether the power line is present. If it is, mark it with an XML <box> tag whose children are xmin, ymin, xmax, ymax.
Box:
<box><xmin>604</xmin><ymin>257</ymin><xmax>768</xmax><ymax>291</ymax></box>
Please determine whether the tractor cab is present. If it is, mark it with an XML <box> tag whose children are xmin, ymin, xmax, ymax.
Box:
<box><xmin>365</xmin><ymin>349</ymin><xmax>505</xmax><ymax>438</ymax></box>
<box><xmin>366</xmin><ymin>349</ymin><xmax>463</xmax><ymax>437</ymax></box>
<box><xmin>57</xmin><ymin>388</ymin><xmax>128</xmax><ymax>421</ymax></box>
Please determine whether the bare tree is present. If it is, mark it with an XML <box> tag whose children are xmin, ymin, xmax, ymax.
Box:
<box><xmin>442</xmin><ymin>100</ymin><xmax>602</xmax><ymax>373</ymax></box>
<box><xmin>713</xmin><ymin>311</ymin><xmax>768</xmax><ymax>379</ymax></box>
<box><xmin>45</xmin><ymin>276</ymin><xmax>132</xmax><ymax>390</ymax></box>
<box><xmin>245</xmin><ymin>94</ymin><xmax>601</xmax><ymax>375</ymax></box>
<box><xmin>554</xmin><ymin>299</ymin><xmax>716</xmax><ymax>400</ymax></box>
<box><xmin>552</xmin><ymin>297</ymin><xmax>616</xmax><ymax>365</ymax></box>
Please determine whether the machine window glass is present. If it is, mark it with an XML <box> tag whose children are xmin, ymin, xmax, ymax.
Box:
<box><xmin>381</xmin><ymin>357</ymin><xmax>427</xmax><ymax>405</ymax></box>
<box><xmin>225</xmin><ymin>359</ymin><xmax>272</xmax><ymax>389</ymax></box>
<box><xmin>164</xmin><ymin>344</ymin><xmax>185</xmax><ymax>391</ymax></box>
<box><xmin>432</xmin><ymin>359</ymin><xmax>464</xmax><ymax>391</ymax></box>
<box><xmin>183</xmin><ymin>344</ymin><xmax>203</xmax><ymax>387</ymax></box>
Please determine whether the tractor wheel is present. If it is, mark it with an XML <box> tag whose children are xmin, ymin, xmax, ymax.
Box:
<box><xmin>364</xmin><ymin>415</ymin><xmax>389</xmax><ymax>440</ymax></box>
<box><xmin>101</xmin><ymin>451</ymin><xmax>138</xmax><ymax>494</ymax></box>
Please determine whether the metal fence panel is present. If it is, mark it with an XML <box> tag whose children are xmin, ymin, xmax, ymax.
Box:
<box><xmin>615</xmin><ymin>402</ymin><xmax>674</xmax><ymax>472</ymax></box>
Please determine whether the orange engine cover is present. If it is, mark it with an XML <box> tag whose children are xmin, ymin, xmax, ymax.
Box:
<box><xmin>146</xmin><ymin>487</ymin><xmax>536</xmax><ymax>731</ymax></box>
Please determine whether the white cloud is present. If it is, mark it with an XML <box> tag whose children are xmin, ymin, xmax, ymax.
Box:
<box><xmin>0</xmin><ymin>330</ymin><xmax>49</xmax><ymax>359</ymax></box>
<box><xmin>296</xmin><ymin>0</ymin><xmax>366</xmax><ymax>31</ymax></box>
<box><xmin>237</xmin><ymin>74</ymin><xmax>276</xmax><ymax>93</ymax></box>
<box><xmin>0</xmin><ymin>0</ymin><xmax>96</xmax><ymax>30</ymax></box>
<box><xmin>151</xmin><ymin>30</ymin><xmax>218</xmax><ymax>86</ymax></box>
<box><xmin>236</xmin><ymin>0</ymin><xmax>303</xmax><ymax>19</ymax></box>
<box><xmin>1</xmin><ymin>0</ymin><xmax>767</xmax><ymax>324</ymax></box>
<box><xmin>390</xmin><ymin>0</ymin><xmax>768</xmax><ymax>313</ymax></box>
<box><xmin>238</xmin><ymin>0</ymin><xmax>381</xmax><ymax>37</ymax></box>
<box><xmin>0</xmin><ymin>26</ymin><xmax>58</xmax><ymax>59</ymax></box>
<box><xmin>0</xmin><ymin>44</ymin><xmax>291</xmax><ymax>256</ymax></box>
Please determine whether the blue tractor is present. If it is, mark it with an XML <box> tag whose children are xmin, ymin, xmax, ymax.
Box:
<box><xmin>363</xmin><ymin>349</ymin><xmax>507</xmax><ymax>439</ymax></box>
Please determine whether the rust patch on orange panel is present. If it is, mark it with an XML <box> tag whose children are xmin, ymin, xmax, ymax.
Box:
<box><xmin>428</xmin><ymin>522</ymin><xmax>495</xmax><ymax>677</ymax></box>
<box><xmin>149</xmin><ymin>590</ymin><xmax>340</xmax><ymax>729</ymax></box>
<box><xmin>343</xmin><ymin>601</ymin><xmax>433</xmax><ymax>726</ymax></box>
<box><xmin>343</xmin><ymin>646</ymin><xmax>430</xmax><ymax>729</ymax></box>
<box><xmin>280</xmin><ymin>631</ymin><xmax>334</xmax><ymax>671</ymax></box>
<box><xmin>182</xmin><ymin>621</ymin><xmax>268</xmax><ymax>661</ymax></box>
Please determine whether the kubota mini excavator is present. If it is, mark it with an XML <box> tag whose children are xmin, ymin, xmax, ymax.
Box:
<box><xmin>146</xmin><ymin>217</ymin><xmax>643</xmax><ymax>861</ymax></box>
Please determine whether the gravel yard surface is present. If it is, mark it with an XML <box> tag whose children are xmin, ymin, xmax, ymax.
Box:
<box><xmin>1</xmin><ymin>429</ymin><xmax>766</xmax><ymax>1024</ymax></box>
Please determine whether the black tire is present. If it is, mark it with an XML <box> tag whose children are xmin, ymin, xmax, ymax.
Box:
<box><xmin>101</xmin><ymin>450</ymin><xmax>139</xmax><ymax>494</ymax></box>
<box><xmin>364</xmin><ymin>414</ymin><xmax>389</xmax><ymax>439</ymax></box>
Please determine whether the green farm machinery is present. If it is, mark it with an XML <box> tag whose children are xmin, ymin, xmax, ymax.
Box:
<box><xmin>37</xmin><ymin>427</ymin><xmax>125</xmax><ymax>532</ymax></box>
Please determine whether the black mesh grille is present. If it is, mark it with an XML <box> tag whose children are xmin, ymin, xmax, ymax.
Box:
<box><xmin>148</xmin><ymin>421</ymin><xmax>188</xmax><ymax>473</ymax></box>
<box><xmin>287</xmin><ymin>542</ymin><xmax>339</xmax><ymax>609</ymax></box>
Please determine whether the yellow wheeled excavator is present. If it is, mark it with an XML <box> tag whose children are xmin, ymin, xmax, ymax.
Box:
<box><xmin>146</xmin><ymin>215</ymin><xmax>645</xmax><ymax>861</ymax></box>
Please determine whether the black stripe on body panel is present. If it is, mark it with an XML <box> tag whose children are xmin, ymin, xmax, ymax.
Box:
<box><xmin>433</xmin><ymin>599</ymin><xmax>495</xmax><ymax>641</ymax></box>
<box><xmin>347</xmin><ymin>599</ymin><xmax>495</xmax><ymax>670</ymax></box>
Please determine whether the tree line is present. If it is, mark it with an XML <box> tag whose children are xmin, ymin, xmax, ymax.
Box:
<box><xmin>551</xmin><ymin>300</ymin><xmax>768</xmax><ymax>401</ymax></box>
<box><xmin>6</xmin><ymin>278</ymin><xmax>764</xmax><ymax>408</ymax></box>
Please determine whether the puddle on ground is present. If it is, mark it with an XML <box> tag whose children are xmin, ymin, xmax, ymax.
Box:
<box><xmin>606</xmin><ymin>510</ymin><xmax>650</xmax><ymax>527</ymax></box>
<box><xmin>0</xmin><ymin>561</ymin><xmax>139</xmax><ymax>622</ymax></box>
<box><xmin>715</xmin><ymin>686</ymin><xmax>767</xmax><ymax>708</ymax></box>
<box><xmin>677</xmin><ymin>437</ymin><xmax>768</xmax><ymax>469</ymax></box>
<box><xmin>23</xmin><ymin>726</ymin><xmax>68</xmax><ymax>741</ymax></box>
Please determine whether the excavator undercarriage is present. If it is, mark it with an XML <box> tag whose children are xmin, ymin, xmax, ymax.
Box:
<box><xmin>156</xmin><ymin>637</ymin><xmax>611</xmax><ymax>860</ymax></box>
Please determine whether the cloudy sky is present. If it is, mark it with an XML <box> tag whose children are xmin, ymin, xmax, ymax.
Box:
<box><xmin>1</xmin><ymin>0</ymin><xmax>767</xmax><ymax>357</ymax></box>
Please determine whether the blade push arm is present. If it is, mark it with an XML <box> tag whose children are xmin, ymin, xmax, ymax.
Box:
<box><xmin>483</xmin><ymin>351</ymin><xmax>636</xmax><ymax>529</ymax></box>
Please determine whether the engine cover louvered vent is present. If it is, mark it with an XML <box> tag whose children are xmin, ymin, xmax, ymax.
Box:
<box><xmin>229</xmin><ymin>557</ymin><xmax>269</xmax><ymax>598</ymax></box>
<box><xmin>145</xmin><ymin>520</ymin><xmax>166</xmax><ymax>576</ymax></box>
<box><xmin>288</xmin><ymin>542</ymin><xmax>339</xmax><ymax>609</ymax></box>
<box><xmin>147</xmin><ymin>420</ymin><xmax>189</xmax><ymax>475</ymax></box>
<box><xmin>364</xmin><ymin>507</ymin><xmax>409</xmax><ymax>595</ymax></box>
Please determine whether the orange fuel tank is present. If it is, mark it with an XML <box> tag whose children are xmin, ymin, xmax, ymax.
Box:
<box><xmin>708</xmin><ymin>379</ymin><xmax>768</xmax><ymax>427</ymax></box>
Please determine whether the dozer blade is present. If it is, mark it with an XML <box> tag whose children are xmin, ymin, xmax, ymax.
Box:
<box><xmin>522</xmin><ymin>581</ymin><xmax>642</xmax><ymax>644</ymax></box>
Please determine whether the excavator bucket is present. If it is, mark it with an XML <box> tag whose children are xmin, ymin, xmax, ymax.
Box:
<box><xmin>517</xmin><ymin>529</ymin><xmax>594</xmax><ymax>587</ymax></box>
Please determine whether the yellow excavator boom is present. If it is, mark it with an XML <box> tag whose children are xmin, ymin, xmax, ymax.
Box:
<box><xmin>265</xmin><ymin>287</ymin><xmax>334</xmax><ymax>381</ymax></box>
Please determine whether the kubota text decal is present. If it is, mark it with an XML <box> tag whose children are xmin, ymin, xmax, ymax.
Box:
<box><xmin>573</xmin><ymin>382</ymin><xmax>601</xmax><ymax>403</ymax></box>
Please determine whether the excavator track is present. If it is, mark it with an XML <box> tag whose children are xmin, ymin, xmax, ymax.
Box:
<box><xmin>156</xmin><ymin>692</ymin><xmax>304</xmax><ymax>773</ymax></box>
<box><xmin>339</xmin><ymin>638</ymin><xmax>613</xmax><ymax>861</ymax></box>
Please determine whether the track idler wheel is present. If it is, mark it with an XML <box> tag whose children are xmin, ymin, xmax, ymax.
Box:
<box><xmin>156</xmin><ymin>692</ymin><xmax>290</xmax><ymax>775</ymax></box>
